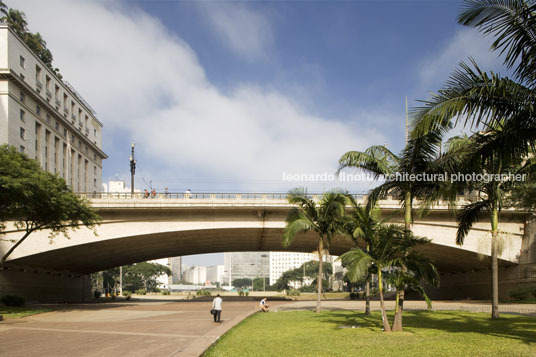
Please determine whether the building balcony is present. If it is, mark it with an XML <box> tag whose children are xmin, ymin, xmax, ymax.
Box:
<box><xmin>46</xmin><ymin>90</ymin><xmax>52</xmax><ymax>98</ymax></box>
<box><xmin>55</xmin><ymin>98</ymin><xmax>61</xmax><ymax>107</ymax></box>
<box><xmin>63</xmin><ymin>107</ymin><xmax>69</xmax><ymax>114</ymax></box>
<box><xmin>71</xmin><ymin>113</ymin><xmax>76</xmax><ymax>121</ymax></box>
<box><xmin>36</xmin><ymin>80</ymin><xmax>42</xmax><ymax>90</ymax></box>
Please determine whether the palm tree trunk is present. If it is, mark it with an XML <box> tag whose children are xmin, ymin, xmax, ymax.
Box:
<box><xmin>378</xmin><ymin>269</ymin><xmax>391</xmax><ymax>332</ymax></box>
<box><xmin>316</xmin><ymin>239</ymin><xmax>324</xmax><ymax>313</ymax></box>
<box><xmin>365</xmin><ymin>242</ymin><xmax>371</xmax><ymax>315</ymax></box>
<box><xmin>392</xmin><ymin>191</ymin><xmax>412</xmax><ymax>331</ymax></box>
<box><xmin>490</xmin><ymin>201</ymin><xmax>500</xmax><ymax>319</ymax></box>
<box><xmin>365</xmin><ymin>276</ymin><xmax>371</xmax><ymax>315</ymax></box>
<box><xmin>392</xmin><ymin>289</ymin><xmax>404</xmax><ymax>331</ymax></box>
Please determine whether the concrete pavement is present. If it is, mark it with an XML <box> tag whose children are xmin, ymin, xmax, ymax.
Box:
<box><xmin>0</xmin><ymin>300</ymin><xmax>275</xmax><ymax>357</ymax></box>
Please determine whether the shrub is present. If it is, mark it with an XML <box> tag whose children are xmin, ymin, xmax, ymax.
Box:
<box><xmin>161</xmin><ymin>290</ymin><xmax>170</xmax><ymax>295</ymax></box>
<box><xmin>135</xmin><ymin>289</ymin><xmax>147</xmax><ymax>295</ymax></box>
<box><xmin>122</xmin><ymin>290</ymin><xmax>131</xmax><ymax>297</ymax></box>
<box><xmin>509</xmin><ymin>286</ymin><xmax>534</xmax><ymax>300</ymax></box>
<box><xmin>238</xmin><ymin>290</ymin><xmax>244</xmax><ymax>296</ymax></box>
<box><xmin>288</xmin><ymin>289</ymin><xmax>300</xmax><ymax>296</ymax></box>
<box><xmin>349</xmin><ymin>292</ymin><xmax>358</xmax><ymax>300</ymax></box>
<box><xmin>1</xmin><ymin>295</ymin><xmax>25</xmax><ymax>307</ymax></box>
<box><xmin>196</xmin><ymin>289</ymin><xmax>211</xmax><ymax>296</ymax></box>
<box><xmin>93</xmin><ymin>290</ymin><xmax>102</xmax><ymax>299</ymax></box>
<box><xmin>245</xmin><ymin>291</ymin><xmax>249</xmax><ymax>297</ymax></box>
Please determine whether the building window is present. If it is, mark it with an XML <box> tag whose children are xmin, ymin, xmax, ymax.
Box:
<box><xmin>93</xmin><ymin>152</ymin><xmax>96</xmax><ymax>160</ymax></box>
<box><xmin>19</xmin><ymin>145</ymin><xmax>25</xmax><ymax>153</ymax></box>
<box><xmin>94</xmin><ymin>128</ymin><xmax>97</xmax><ymax>137</ymax></box>
<box><xmin>20</xmin><ymin>127</ymin><xmax>25</xmax><ymax>140</ymax></box>
<box><xmin>20</xmin><ymin>110</ymin><xmax>25</xmax><ymax>122</ymax></box>
<box><xmin>19</xmin><ymin>55</ymin><xmax>25</xmax><ymax>68</ymax></box>
<box><xmin>55</xmin><ymin>121</ymin><xmax>59</xmax><ymax>130</ymax></box>
<box><xmin>46</xmin><ymin>113</ymin><xmax>51</xmax><ymax>123</ymax></box>
<box><xmin>94</xmin><ymin>166</ymin><xmax>97</xmax><ymax>175</ymax></box>
<box><xmin>64</xmin><ymin>128</ymin><xmax>67</xmax><ymax>137</ymax></box>
<box><xmin>20</xmin><ymin>92</ymin><xmax>25</xmax><ymax>103</ymax></box>
<box><xmin>36</xmin><ymin>105</ymin><xmax>41</xmax><ymax>116</ymax></box>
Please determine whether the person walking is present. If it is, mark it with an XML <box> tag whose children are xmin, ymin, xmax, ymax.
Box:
<box><xmin>212</xmin><ymin>294</ymin><xmax>223</xmax><ymax>323</ymax></box>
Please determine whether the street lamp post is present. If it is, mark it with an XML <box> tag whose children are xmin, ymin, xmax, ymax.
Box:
<box><xmin>129</xmin><ymin>142</ymin><xmax>136</xmax><ymax>196</ymax></box>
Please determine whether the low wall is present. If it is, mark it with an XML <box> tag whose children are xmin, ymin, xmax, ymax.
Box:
<box><xmin>0</xmin><ymin>265</ymin><xmax>91</xmax><ymax>303</ymax></box>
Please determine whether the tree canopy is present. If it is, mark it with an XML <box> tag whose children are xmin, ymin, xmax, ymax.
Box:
<box><xmin>0</xmin><ymin>144</ymin><xmax>99</xmax><ymax>265</ymax></box>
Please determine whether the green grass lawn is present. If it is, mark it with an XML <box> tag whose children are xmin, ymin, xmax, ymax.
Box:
<box><xmin>0</xmin><ymin>306</ymin><xmax>51</xmax><ymax>319</ymax></box>
<box><xmin>203</xmin><ymin>310</ymin><xmax>536</xmax><ymax>356</ymax></box>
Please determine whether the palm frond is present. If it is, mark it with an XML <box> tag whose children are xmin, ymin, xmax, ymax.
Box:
<box><xmin>456</xmin><ymin>199</ymin><xmax>491</xmax><ymax>245</ymax></box>
<box><xmin>339</xmin><ymin>248</ymin><xmax>374</xmax><ymax>283</ymax></box>
<box><xmin>458</xmin><ymin>0</ymin><xmax>536</xmax><ymax>85</ymax></box>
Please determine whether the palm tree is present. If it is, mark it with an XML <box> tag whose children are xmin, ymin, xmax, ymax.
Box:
<box><xmin>338</xmin><ymin>126</ymin><xmax>448</xmax><ymax>327</ymax></box>
<box><xmin>436</xmin><ymin>121</ymin><xmax>532</xmax><ymax>318</ymax></box>
<box><xmin>410</xmin><ymin>0</ymin><xmax>536</xmax><ymax>319</ymax></box>
<box><xmin>340</xmin><ymin>224</ymin><xmax>438</xmax><ymax>332</ymax></box>
<box><xmin>283</xmin><ymin>188</ymin><xmax>349</xmax><ymax>313</ymax></box>
<box><xmin>342</xmin><ymin>197</ymin><xmax>383</xmax><ymax>315</ymax></box>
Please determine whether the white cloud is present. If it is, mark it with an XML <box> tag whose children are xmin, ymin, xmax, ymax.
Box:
<box><xmin>418</xmin><ymin>28</ymin><xmax>504</xmax><ymax>92</ymax></box>
<box><xmin>197</xmin><ymin>2</ymin><xmax>274</xmax><ymax>61</ymax></box>
<box><xmin>16</xmin><ymin>0</ymin><xmax>385</xmax><ymax>190</ymax></box>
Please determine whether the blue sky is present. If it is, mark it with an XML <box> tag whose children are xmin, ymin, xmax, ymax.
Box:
<box><xmin>14</xmin><ymin>0</ymin><xmax>506</xmax><ymax>266</ymax></box>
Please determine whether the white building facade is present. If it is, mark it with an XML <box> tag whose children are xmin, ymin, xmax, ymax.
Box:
<box><xmin>183</xmin><ymin>265</ymin><xmax>207</xmax><ymax>285</ymax></box>
<box><xmin>206</xmin><ymin>265</ymin><xmax>224</xmax><ymax>285</ymax></box>
<box><xmin>0</xmin><ymin>24</ymin><xmax>106</xmax><ymax>192</ymax></box>
<box><xmin>269</xmin><ymin>252</ymin><xmax>342</xmax><ymax>285</ymax></box>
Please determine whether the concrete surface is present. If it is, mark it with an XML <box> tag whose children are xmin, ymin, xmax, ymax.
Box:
<box><xmin>0</xmin><ymin>300</ymin><xmax>279</xmax><ymax>357</ymax></box>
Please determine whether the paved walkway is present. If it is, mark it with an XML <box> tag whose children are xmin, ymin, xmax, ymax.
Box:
<box><xmin>0</xmin><ymin>300</ymin><xmax>278</xmax><ymax>357</ymax></box>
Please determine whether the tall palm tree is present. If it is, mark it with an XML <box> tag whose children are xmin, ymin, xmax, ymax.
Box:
<box><xmin>437</xmin><ymin>121</ymin><xmax>532</xmax><ymax>318</ymax></box>
<box><xmin>283</xmin><ymin>188</ymin><xmax>349</xmax><ymax>313</ymax></box>
<box><xmin>338</xmin><ymin>126</ymin><xmax>448</xmax><ymax>327</ymax></box>
<box><xmin>342</xmin><ymin>197</ymin><xmax>383</xmax><ymax>315</ymax></box>
<box><xmin>340</xmin><ymin>224</ymin><xmax>438</xmax><ymax>332</ymax></box>
<box><xmin>410</xmin><ymin>0</ymin><xmax>536</xmax><ymax>319</ymax></box>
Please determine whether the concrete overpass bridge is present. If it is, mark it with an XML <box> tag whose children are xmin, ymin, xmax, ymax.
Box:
<box><xmin>1</xmin><ymin>192</ymin><xmax>535</xmax><ymax>301</ymax></box>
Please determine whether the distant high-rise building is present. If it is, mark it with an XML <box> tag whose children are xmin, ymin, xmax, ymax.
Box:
<box><xmin>223</xmin><ymin>252</ymin><xmax>269</xmax><ymax>285</ymax></box>
<box><xmin>0</xmin><ymin>23</ymin><xmax>106</xmax><ymax>192</ymax></box>
<box><xmin>206</xmin><ymin>265</ymin><xmax>224</xmax><ymax>285</ymax></box>
<box><xmin>183</xmin><ymin>265</ymin><xmax>206</xmax><ymax>285</ymax></box>
<box><xmin>169</xmin><ymin>256</ymin><xmax>182</xmax><ymax>284</ymax></box>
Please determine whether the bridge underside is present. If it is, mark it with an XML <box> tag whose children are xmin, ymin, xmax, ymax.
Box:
<box><xmin>8</xmin><ymin>227</ymin><xmax>515</xmax><ymax>274</ymax></box>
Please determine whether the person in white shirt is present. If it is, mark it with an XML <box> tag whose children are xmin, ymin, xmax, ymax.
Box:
<box><xmin>260</xmin><ymin>297</ymin><xmax>269</xmax><ymax>312</ymax></box>
<box><xmin>212</xmin><ymin>294</ymin><xmax>223</xmax><ymax>322</ymax></box>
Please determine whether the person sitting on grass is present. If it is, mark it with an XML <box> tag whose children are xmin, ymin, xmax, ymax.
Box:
<box><xmin>260</xmin><ymin>297</ymin><xmax>269</xmax><ymax>312</ymax></box>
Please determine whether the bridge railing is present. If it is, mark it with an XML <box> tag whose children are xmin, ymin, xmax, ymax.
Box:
<box><xmin>76</xmin><ymin>192</ymin><xmax>368</xmax><ymax>201</ymax></box>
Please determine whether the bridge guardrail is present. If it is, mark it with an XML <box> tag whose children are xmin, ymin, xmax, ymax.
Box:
<box><xmin>76</xmin><ymin>192</ymin><xmax>368</xmax><ymax>201</ymax></box>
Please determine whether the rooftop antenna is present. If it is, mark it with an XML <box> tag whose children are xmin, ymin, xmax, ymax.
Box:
<box><xmin>405</xmin><ymin>96</ymin><xmax>408</xmax><ymax>144</ymax></box>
